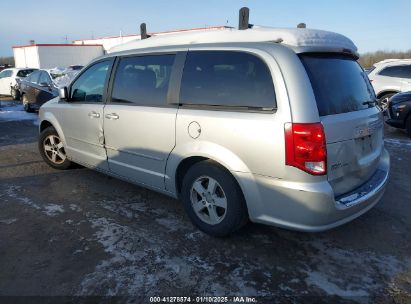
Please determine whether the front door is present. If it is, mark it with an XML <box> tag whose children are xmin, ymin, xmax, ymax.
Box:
<box><xmin>103</xmin><ymin>53</ymin><xmax>179</xmax><ymax>190</ymax></box>
<box><xmin>56</xmin><ymin>59</ymin><xmax>114</xmax><ymax>170</ymax></box>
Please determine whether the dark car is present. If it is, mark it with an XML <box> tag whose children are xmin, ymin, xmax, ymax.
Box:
<box><xmin>386</xmin><ymin>91</ymin><xmax>411</xmax><ymax>135</ymax></box>
<box><xmin>19</xmin><ymin>70</ymin><xmax>59</xmax><ymax>112</ymax></box>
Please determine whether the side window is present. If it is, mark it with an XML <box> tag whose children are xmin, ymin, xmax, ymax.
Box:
<box><xmin>1</xmin><ymin>70</ymin><xmax>13</xmax><ymax>78</ymax></box>
<box><xmin>180</xmin><ymin>51</ymin><xmax>276</xmax><ymax>109</ymax></box>
<box><xmin>28</xmin><ymin>71</ymin><xmax>41</xmax><ymax>84</ymax></box>
<box><xmin>70</xmin><ymin>61</ymin><xmax>111</xmax><ymax>102</ymax></box>
<box><xmin>39</xmin><ymin>72</ymin><xmax>51</xmax><ymax>85</ymax></box>
<box><xmin>378</xmin><ymin>65</ymin><xmax>406</xmax><ymax>78</ymax></box>
<box><xmin>111</xmin><ymin>54</ymin><xmax>175</xmax><ymax>106</ymax></box>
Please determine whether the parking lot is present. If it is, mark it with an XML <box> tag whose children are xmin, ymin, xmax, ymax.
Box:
<box><xmin>0</xmin><ymin>96</ymin><xmax>410</xmax><ymax>302</ymax></box>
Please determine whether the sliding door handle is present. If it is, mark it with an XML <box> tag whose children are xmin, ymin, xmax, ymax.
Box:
<box><xmin>105</xmin><ymin>113</ymin><xmax>119</xmax><ymax>120</ymax></box>
<box><xmin>88</xmin><ymin>111</ymin><xmax>100</xmax><ymax>118</ymax></box>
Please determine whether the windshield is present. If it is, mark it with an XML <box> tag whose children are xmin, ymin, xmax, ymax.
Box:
<box><xmin>300</xmin><ymin>54</ymin><xmax>376</xmax><ymax>116</ymax></box>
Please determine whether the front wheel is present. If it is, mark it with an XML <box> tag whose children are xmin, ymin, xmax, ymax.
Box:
<box><xmin>11</xmin><ymin>88</ymin><xmax>20</xmax><ymax>100</ymax></box>
<box><xmin>181</xmin><ymin>160</ymin><xmax>248</xmax><ymax>237</ymax></box>
<box><xmin>378</xmin><ymin>93</ymin><xmax>395</xmax><ymax>110</ymax></box>
<box><xmin>38</xmin><ymin>126</ymin><xmax>72</xmax><ymax>170</ymax></box>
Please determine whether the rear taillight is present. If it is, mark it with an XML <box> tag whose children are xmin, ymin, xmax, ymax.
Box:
<box><xmin>284</xmin><ymin>122</ymin><xmax>327</xmax><ymax>175</ymax></box>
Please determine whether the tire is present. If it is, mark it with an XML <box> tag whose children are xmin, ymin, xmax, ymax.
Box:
<box><xmin>38</xmin><ymin>126</ymin><xmax>72</xmax><ymax>170</ymax></box>
<box><xmin>406</xmin><ymin>116</ymin><xmax>411</xmax><ymax>136</ymax></box>
<box><xmin>378</xmin><ymin>93</ymin><xmax>395</xmax><ymax>110</ymax></box>
<box><xmin>22</xmin><ymin>95</ymin><xmax>33</xmax><ymax>113</ymax></box>
<box><xmin>181</xmin><ymin>160</ymin><xmax>248</xmax><ymax>237</ymax></box>
<box><xmin>10</xmin><ymin>88</ymin><xmax>20</xmax><ymax>100</ymax></box>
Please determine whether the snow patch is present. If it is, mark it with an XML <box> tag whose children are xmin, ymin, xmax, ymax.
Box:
<box><xmin>43</xmin><ymin>204</ymin><xmax>65</xmax><ymax>216</ymax></box>
<box><xmin>303</xmin><ymin>237</ymin><xmax>408</xmax><ymax>298</ymax></box>
<box><xmin>155</xmin><ymin>216</ymin><xmax>186</xmax><ymax>232</ymax></box>
<box><xmin>3</xmin><ymin>185</ymin><xmax>65</xmax><ymax>217</ymax></box>
<box><xmin>69</xmin><ymin>203</ymin><xmax>82</xmax><ymax>212</ymax></box>
<box><xmin>0</xmin><ymin>103</ymin><xmax>38</xmax><ymax>123</ymax></box>
<box><xmin>0</xmin><ymin>218</ymin><xmax>17</xmax><ymax>225</ymax></box>
<box><xmin>5</xmin><ymin>185</ymin><xmax>41</xmax><ymax>209</ymax></box>
<box><xmin>98</xmin><ymin>197</ymin><xmax>147</xmax><ymax>219</ymax></box>
<box><xmin>110</xmin><ymin>26</ymin><xmax>357</xmax><ymax>55</ymax></box>
<box><xmin>384</xmin><ymin>138</ymin><xmax>411</xmax><ymax>147</ymax></box>
<box><xmin>79</xmin><ymin>215</ymin><xmax>269</xmax><ymax>296</ymax></box>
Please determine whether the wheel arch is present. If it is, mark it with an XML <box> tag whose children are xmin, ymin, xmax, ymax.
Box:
<box><xmin>39</xmin><ymin>112</ymin><xmax>67</xmax><ymax>147</ymax></box>
<box><xmin>173</xmin><ymin>155</ymin><xmax>252</xmax><ymax>217</ymax></box>
<box><xmin>166</xmin><ymin>142</ymin><xmax>253</xmax><ymax>203</ymax></box>
<box><xmin>376</xmin><ymin>90</ymin><xmax>399</xmax><ymax>100</ymax></box>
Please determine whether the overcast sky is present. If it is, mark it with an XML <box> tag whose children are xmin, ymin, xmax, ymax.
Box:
<box><xmin>1</xmin><ymin>0</ymin><xmax>410</xmax><ymax>56</ymax></box>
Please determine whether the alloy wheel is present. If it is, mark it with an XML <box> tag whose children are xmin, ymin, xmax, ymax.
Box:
<box><xmin>190</xmin><ymin>176</ymin><xmax>227</xmax><ymax>225</ymax></box>
<box><xmin>43</xmin><ymin>135</ymin><xmax>66</xmax><ymax>164</ymax></box>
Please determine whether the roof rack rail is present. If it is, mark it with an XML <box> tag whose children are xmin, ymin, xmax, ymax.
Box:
<box><xmin>140</xmin><ymin>23</ymin><xmax>150</xmax><ymax>39</ymax></box>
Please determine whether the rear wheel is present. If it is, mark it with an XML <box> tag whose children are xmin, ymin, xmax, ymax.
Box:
<box><xmin>181</xmin><ymin>160</ymin><xmax>248</xmax><ymax>237</ymax></box>
<box><xmin>38</xmin><ymin>126</ymin><xmax>72</xmax><ymax>170</ymax></box>
<box><xmin>22</xmin><ymin>95</ymin><xmax>33</xmax><ymax>112</ymax></box>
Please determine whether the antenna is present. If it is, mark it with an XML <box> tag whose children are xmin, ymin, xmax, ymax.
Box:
<box><xmin>238</xmin><ymin>7</ymin><xmax>250</xmax><ymax>30</ymax></box>
<box><xmin>140</xmin><ymin>23</ymin><xmax>150</xmax><ymax>39</ymax></box>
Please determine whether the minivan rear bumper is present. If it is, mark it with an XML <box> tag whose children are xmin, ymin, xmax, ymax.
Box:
<box><xmin>238</xmin><ymin>148</ymin><xmax>390</xmax><ymax>232</ymax></box>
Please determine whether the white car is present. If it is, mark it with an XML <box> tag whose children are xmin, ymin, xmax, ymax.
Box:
<box><xmin>0</xmin><ymin>68</ymin><xmax>37</xmax><ymax>100</ymax></box>
<box><xmin>367</xmin><ymin>59</ymin><xmax>411</xmax><ymax>104</ymax></box>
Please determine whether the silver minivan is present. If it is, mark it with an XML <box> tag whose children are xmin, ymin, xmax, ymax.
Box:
<box><xmin>38</xmin><ymin>26</ymin><xmax>389</xmax><ymax>236</ymax></box>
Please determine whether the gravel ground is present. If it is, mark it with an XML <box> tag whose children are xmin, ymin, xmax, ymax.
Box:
<box><xmin>0</xmin><ymin>97</ymin><xmax>410</xmax><ymax>303</ymax></box>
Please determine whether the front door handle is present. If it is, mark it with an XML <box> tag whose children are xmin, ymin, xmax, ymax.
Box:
<box><xmin>105</xmin><ymin>113</ymin><xmax>119</xmax><ymax>120</ymax></box>
<box><xmin>88</xmin><ymin>111</ymin><xmax>100</xmax><ymax>118</ymax></box>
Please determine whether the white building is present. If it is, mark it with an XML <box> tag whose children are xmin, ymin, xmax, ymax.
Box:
<box><xmin>13</xmin><ymin>44</ymin><xmax>104</xmax><ymax>69</ymax></box>
<box><xmin>13</xmin><ymin>26</ymin><xmax>227</xmax><ymax>69</ymax></box>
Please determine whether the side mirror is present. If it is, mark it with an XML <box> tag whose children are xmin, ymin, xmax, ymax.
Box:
<box><xmin>59</xmin><ymin>87</ymin><xmax>68</xmax><ymax>100</ymax></box>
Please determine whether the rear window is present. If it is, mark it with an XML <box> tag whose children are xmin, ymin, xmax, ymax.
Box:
<box><xmin>180</xmin><ymin>51</ymin><xmax>276</xmax><ymax>109</ymax></box>
<box><xmin>300</xmin><ymin>54</ymin><xmax>375</xmax><ymax>116</ymax></box>
<box><xmin>17</xmin><ymin>69</ymin><xmax>36</xmax><ymax>77</ymax></box>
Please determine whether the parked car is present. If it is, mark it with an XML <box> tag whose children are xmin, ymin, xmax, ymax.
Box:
<box><xmin>385</xmin><ymin>91</ymin><xmax>411</xmax><ymax>135</ymax></box>
<box><xmin>20</xmin><ymin>69</ymin><xmax>79</xmax><ymax>112</ymax></box>
<box><xmin>367</xmin><ymin>59</ymin><xmax>411</xmax><ymax>106</ymax></box>
<box><xmin>0</xmin><ymin>68</ymin><xmax>37</xmax><ymax>99</ymax></box>
<box><xmin>38</xmin><ymin>25</ymin><xmax>389</xmax><ymax>237</ymax></box>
